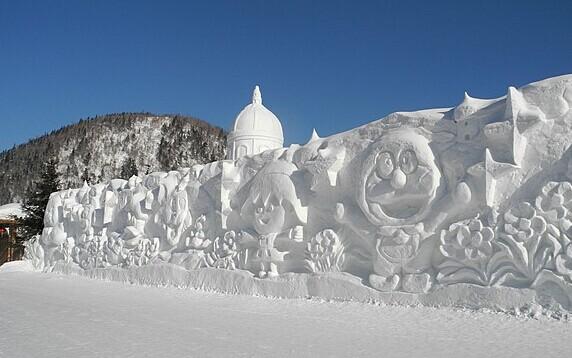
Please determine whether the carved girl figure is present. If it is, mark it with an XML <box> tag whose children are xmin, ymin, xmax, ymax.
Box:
<box><xmin>240</xmin><ymin>160</ymin><xmax>307</xmax><ymax>278</ymax></box>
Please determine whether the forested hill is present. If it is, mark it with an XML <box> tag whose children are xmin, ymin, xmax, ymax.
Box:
<box><xmin>0</xmin><ymin>112</ymin><xmax>227</xmax><ymax>204</ymax></box>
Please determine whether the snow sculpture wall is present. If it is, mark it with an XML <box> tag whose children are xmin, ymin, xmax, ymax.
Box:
<box><xmin>27</xmin><ymin>75</ymin><xmax>572</xmax><ymax>311</ymax></box>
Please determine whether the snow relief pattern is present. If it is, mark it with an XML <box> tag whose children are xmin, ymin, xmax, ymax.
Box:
<box><xmin>25</xmin><ymin>75</ymin><xmax>572</xmax><ymax>310</ymax></box>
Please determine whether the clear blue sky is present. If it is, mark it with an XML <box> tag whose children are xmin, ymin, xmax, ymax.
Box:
<box><xmin>1</xmin><ymin>0</ymin><xmax>571</xmax><ymax>152</ymax></box>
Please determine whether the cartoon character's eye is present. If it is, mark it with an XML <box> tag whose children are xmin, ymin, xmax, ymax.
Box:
<box><xmin>255</xmin><ymin>207</ymin><xmax>264</xmax><ymax>214</ymax></box>
<box><xmin>399</xmin><ymin>150</ymin><xmax>418</xmax><ymax>174</ymax></box>
<box><xmin>267</xmin><ymin>203</ymin><xmax>274</xmax><ymax>212</ymax></box>
<box><xmin>376</xmin><ymin>151</ymin><xmax>395</xmax><ymax>178</ymax></box>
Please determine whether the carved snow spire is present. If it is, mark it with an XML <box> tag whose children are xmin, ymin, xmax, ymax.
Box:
<box><xmin>505</xmin><ymin>86</ymin><xmax>518</xmax><ymax>120</ymax></box>
<box><xmin>307</xmin><ymin>128</ymin><xmax>321</xmax><ymax>143</ymax></box>
<box><xmin>252</xmin><ymin>85</ymin><xmax>262</xmax><ymax>105</ymax></box>
<box><xmin>78</xmin><ymin>180</ymin><xmax>90</xmax><ymax>200</ymax></box>
<box><xmin>454</xmin><ymin>91</ymin><xmax>477</xmax><ymax>121</ymax></box>
<box><xmin>505</xmin><ymin>85</ymin><xmax>546</xmax><ymax>129</ymax></box>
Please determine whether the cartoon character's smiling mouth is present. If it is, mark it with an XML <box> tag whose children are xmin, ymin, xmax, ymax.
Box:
<box><xmin>365</xmin><ymin>162</ymin><xmax>436</xmax><ymax>219</ymax></box>
<box><xmin>257</xmin><ymin>216</ymin><xmax>271</xmax><ymax>225</ymax></box>
<box><xmin>367</xmin><ymin>194</ymin><xmax>428</xmax><ymax>219</ymax></box>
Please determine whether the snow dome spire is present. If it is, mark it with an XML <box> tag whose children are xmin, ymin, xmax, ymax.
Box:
<box><xmin>252</xmin><ymin>85</ymin><xmax>262</xmax><ymax>105</ymax></box>
<box><xmin>227</xmin><ymin>85</ymin><xmax>283</xmax><ymax>160</ymax></box>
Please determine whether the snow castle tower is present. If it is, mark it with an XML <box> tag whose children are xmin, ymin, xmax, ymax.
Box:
<box><xmin>226</xmin><ymin>86</ymin><xmax>284</xmax><ymax>160</ymax></box>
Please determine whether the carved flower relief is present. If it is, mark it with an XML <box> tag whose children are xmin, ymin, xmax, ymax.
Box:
<box><xmin>59</xmin><ymin>237</ymin><xmax>75</xmax><ymax>263</ymax></box>
<box><xmin>125</xmin><ymin>239</ymin><xmax>153</xmax><ymax>267</ymax></box>
<box><xmin>104</xmin><ymin>234</ymin><xmax>125</xmax><ymax>266</ymax></box>
<box><xmin>206</xmin><ymin>231</ymin><xmax>239</xmax><ymax>270</ymax></box>
<box><xmin>440</xmin><ymin>219</ymin><xmax>494</xmax><ymax>263</ymax></box>
<box><xmin>186</xmin><ymin>215</ymin><xmax>211</xmax><ymax>250</ymax></box>
<box><xmin>74</xmin><ymin>235</ymin><xmax>108</xmax><ymax>270</ymax></box>
<box><xmin>305</xmin><ymin>229</ymin><xmax>345</xmax><ymax>273</ymax></box>
<box><xmin>503</xmin><ymin>202</ymin><xmax>547</xmax><ymax>242</ymax></box>
<box><xmin>555</xmin><ymin>243</ymin><xmax>572</xmax><ymax>281</ymax></box>
<box><xmin>437</xmin><ymin>214</ymin><xmax>499</xmax><ymax>286</ymax></box>
<box><xmin>307</xmin><ymin>229</ymin><xmax>337</xmax><ymax>260</ymax></box>
<box><xmin>497</xmin><ymin>202</ymin><xmax>561</xmax><ymax>285</ymax></box>
<box><xmin>535</xmin><ymin>181</ymin><xmax>572</xmax><ymax>234</ymax></box>
<box><xmin>216</xmin><ymin>231</ymin><xmax>238</xmax><ymax>257</ymax></box>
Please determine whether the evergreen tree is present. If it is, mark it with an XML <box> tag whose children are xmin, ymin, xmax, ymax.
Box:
<box><xmin>18</xmin><ymin>159</ymin><xmax>61</xmax><ymax>241</ymax></box>
<box><xmin>80</xmin><ymin>167</ymin><xmax>90</xmax><ymax>183</ymax></box>
<box><xmin>120</xmin><ymin>157</ymin><xmax>138</xmax><ymax>179</ymax></box>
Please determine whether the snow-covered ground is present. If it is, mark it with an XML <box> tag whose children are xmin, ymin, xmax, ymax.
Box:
<box><xmin>0</xmin><ymin>270</ymin><xmax>570</xmax><ymax>358</ymax></box>
<box><xmin>0</xmin><ymin>203</ymin><xmax>23</xmax><ymax>219</ymax></box>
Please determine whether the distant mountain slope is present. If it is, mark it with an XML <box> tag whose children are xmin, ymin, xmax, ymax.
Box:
<box><xmin>0</xmin><ymin>112</ymin><xmax>227</xmax><ymax>204</ymax></box>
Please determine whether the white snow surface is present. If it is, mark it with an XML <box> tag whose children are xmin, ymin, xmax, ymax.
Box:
<box><xmin>0</xmin><ymin>202</ymin><xmax>23</xmax><ymax>219</ymax></box>
<box><xmin>0</xmin><ymin>270</ymin><xmax>570</xmax><ymax>358</ymax></box>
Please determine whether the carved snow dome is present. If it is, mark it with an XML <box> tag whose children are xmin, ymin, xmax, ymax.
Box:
<box><xmin>226</xmin><ymin>86</ymin><xmax>284</xmax><ymax>160</ymax></box>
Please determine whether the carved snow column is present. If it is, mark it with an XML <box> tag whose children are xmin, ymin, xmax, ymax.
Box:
<box><xmin>101</xmin><ymin>190</ymin><xmax>117</xmax><ymax>227</ymax></box>
<box><xmin>40</xmin><ymin>192</ymin><xmax>68</xmax><ymax>268</ymax></box>
<box><xmin>87</xmin><ymin>184</ymin><xmax>105</xmax><ymax>231</ymax></box>
<box><xmin>483</xmin><ymin>149</ymin><xmax>516</xmax><ymax>208</ymax></box>
<box><xmin>220</xmin><ymin>160</ymin><xmax>241</xmax><ymax>229</ymax></box>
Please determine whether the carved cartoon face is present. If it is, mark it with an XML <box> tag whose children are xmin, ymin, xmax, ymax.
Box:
<box><xmin>78</xmin><ymin>207</ymin><xmax>92</xmax><ymax>233</ymax></box>
<box><xmin>358</xmin><ymin>129</ymin><xmax>442</xmax><ymax>226</ymax></box>
<box><xmin>253</xmin><ymin>194</ymin><xmax>286</xmax><ymax>235</ymax></box>
<box><xmin>144</xmin><ymin>174</ymin><xmax>162</xmax><ymax>191</ymax></box>
<box><xmin>241</xmin><ymin>160</ymin><xmax>307</xmax><ymax>236</ymax></box>
<box><xmin>165</xmin><ymin>191</ymin><xmax>188</xmax><ymax>226</ymax></box>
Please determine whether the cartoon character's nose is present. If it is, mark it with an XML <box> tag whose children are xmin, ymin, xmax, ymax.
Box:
<box><xmin>391</xmin><ymin>168</ymin><xmax>407</xmax><ymax>189</ymax></box>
